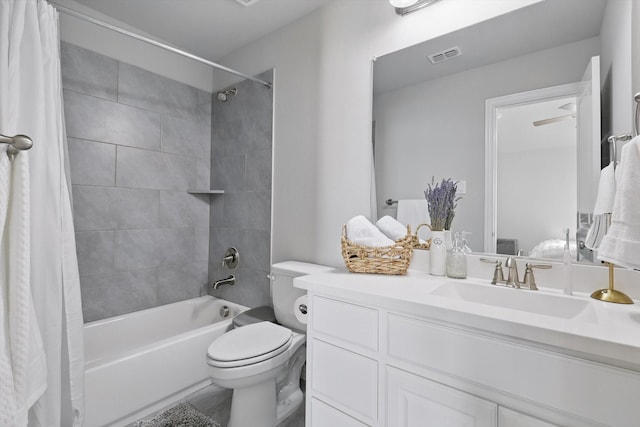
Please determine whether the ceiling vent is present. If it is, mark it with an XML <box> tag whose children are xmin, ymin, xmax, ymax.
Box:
<box><xmin>428</xmin><ymin>46</ymin><xmax>462</xmax><ymax>64</ymax></box>
<box><xmin>233</xmin><ymin>0</ymin><xmax>261</xmax><ymax>6</ymax></box>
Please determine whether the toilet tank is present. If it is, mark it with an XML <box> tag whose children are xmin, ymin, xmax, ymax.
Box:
<box><xmin>271</xmin><ymin>261</ymin><xmax>334</xmax><ymax>332</ymax></box>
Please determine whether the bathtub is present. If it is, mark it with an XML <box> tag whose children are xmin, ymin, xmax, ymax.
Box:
<box><xmin>84</xmin><ymin>296</ymin><xmax>248</xmax><ymax>427</ymax></box>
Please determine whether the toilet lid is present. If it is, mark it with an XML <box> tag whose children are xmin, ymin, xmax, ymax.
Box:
<box><xmin>207</xmin><ymin>322</ymin><xmax>292</xmax><ymax>367</ymax></box>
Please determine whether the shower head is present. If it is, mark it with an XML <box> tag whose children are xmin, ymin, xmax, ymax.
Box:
<box><xmin>217</xmin><ymin>88</ymin><xmax>237</xmax><ymax>102</ymax></box>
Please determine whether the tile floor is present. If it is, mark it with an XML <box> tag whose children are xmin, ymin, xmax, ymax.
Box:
<box><xmin>131</xmin><ymin>382</ymin><xmax>305</xmax><ymax>427</ymax></box>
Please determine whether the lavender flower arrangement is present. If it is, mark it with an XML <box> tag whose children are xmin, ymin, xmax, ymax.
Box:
<box><xmin>424</xmin><ymin>178</ymin><xmax>460</xmax><ymax>231</ymax></box>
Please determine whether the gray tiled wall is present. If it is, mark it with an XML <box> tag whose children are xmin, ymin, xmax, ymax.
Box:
<box><xmin>208</xmin><ymin>71</ymin><xmax>274</xmax><ymax>309</ymax></box>
<box><xmin>61</xmin><ymin>42</ymin><xmax>212</xmax><ymax>322</ymax></box>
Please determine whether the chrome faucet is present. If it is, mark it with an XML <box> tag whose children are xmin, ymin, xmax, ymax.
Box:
<box><xmin>504</xmin><ymin>256</ymin><xmax>520</xmax><ymax>288</ymax></box>
<box><xmin>211</xmin><ymin>275</ymin><xmax>235</xmax><ymax>290</ymax></box>
<box><xmin>482</xmin><ymin>257</ymin><xmax>551</xmax><ymax>291</ymax></box>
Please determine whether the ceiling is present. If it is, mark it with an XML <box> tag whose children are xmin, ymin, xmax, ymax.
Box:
<box><xmin>69</xmin><ymin>0</ymin><xmax>333</xmax><ymax>61</ymax></box>
<box><xmin>374</xmin><ymin>0</ymin><xmax>607</xmax><ymax>94</ymax></box>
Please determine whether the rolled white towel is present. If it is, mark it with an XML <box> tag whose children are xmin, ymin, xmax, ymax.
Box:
<box><xmin>376</xmin><ymin>215</ymin><xmax>428</xmax><ymax>245</ymax></box>
<box><xmin>375</xmin><ymin>216</ymin><xmax>408</xmax><ymax>241</ymax></box>
<box><xmin>346</xmin><ymin>215</ymin><xmax>395</xmax><ymax>247</ymax></box>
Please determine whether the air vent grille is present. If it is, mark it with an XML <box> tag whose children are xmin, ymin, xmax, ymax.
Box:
<box><xmin>233</xmin><ymin>0</ymin><xmax>261</xmax><ymax>6</ymax></box>
<box><xmin>428</xmin><ymin>46</ymin><xmax>461</xmax><ymax>64</ymax></box>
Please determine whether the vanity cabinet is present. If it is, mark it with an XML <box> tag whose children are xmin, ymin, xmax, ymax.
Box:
<box><xmin>310</xmin><ymin>398</ymin><xmax>369</xmax><ymax>427</ymax></box>
<box><xmin>311</xmin><ymin>339</ymin><xmax>377</xmax><ymax>422</ymax></box>
<box><xmin>386</xmin><ymin>368</ymin><xmax>558</xmax><ymax>427</ymax></box>
<box><xmin>304</xmin><ymin>293</ymin><xmax>639</xmax><ymax>427</ymax></box>
<box><xmin>386</xmin><ymin>366</ymin><xmax>496</xmax><ymax>427</ymax></box>
<box><xmin>498</xmin><ymin>407</ymin><xmax>558</xmax><ymax>427</ymax></box>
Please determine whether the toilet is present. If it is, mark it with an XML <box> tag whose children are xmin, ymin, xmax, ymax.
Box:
<box><xmin>206</xmin><ymin>261</ymin><xmax>334</xmax><ymax>427</ymax></box>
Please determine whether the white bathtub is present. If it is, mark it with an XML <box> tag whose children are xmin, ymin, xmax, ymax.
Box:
<box><xmin>84</xmin><ymin>296</ymin><xmax>248</xmax><ymax>427</ymax></box>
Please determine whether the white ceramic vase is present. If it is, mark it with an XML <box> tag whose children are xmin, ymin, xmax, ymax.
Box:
<box><xmin>430</xmin><ymin>230</ymin><xmax>447</xmax><ymax>276</ymax></box>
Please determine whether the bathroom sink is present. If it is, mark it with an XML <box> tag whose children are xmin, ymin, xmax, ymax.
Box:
<box><xmin>429</xmin><ymin>281</ymin><xmax>596</xmax><ymax>321</ymax></box>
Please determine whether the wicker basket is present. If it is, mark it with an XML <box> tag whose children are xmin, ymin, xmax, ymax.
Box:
<box><xmin>341</xmin><ymin>224</ymin><xmax>413</xmax><ymax>275</ymax></box>
<box><xmin>412</xmin><ymin>223</ymin><xmax>433</xmax><ymax>250</ymax></box>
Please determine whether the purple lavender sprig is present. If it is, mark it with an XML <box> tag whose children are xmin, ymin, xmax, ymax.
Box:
<box><xmin>424</xmin><ymin>178</ymin><xmax>459</xmax><ymax>231</ymax></box>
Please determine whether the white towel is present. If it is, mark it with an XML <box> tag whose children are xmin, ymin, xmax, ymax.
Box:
<box><xmin>598</xmin><ymin>137</ymin><xmax>640</xmax><ymax>269</ymax></box>
<box><xmin>0</xmin><ymin>148</ymin><xmax>47</xmax><ymax>426</ymax></box>
<box><xmin>584</xmin><ymin>213</ymin><xmax>610</xmax><ymax>250</ymax></box>
<box><xmin>346</xmin><ymin>215</ymin><xmax>395</xmax><ymax>247</ymax></box>
<box><xmin>375</xmin><ymin>216</ymin><xmax>408</xmax><ymax>241</ymax></box>
<box><xmin>585</xmin><ymin>162</ymin><xmax>616</xmax><ymax>250</ymax></box>
<box><xmin>396</xmin><ymin>199</ymin><xmax>431</xmax><ymax>241</ymax></box>
<box><xmin>593</xmin><ymin>162</ymin><xmax>616</xmax><ymax>215</ymax></box>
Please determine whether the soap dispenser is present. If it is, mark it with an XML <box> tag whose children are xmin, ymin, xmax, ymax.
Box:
<box><xmin>446</xmin><ymin>232</ymin><xmax>467</xmax><ymax>279</ymax></box>
<box><xmin>461</xmin><ymin>231</ymin><xmax>472</xmax><ymax>253</ymax></box>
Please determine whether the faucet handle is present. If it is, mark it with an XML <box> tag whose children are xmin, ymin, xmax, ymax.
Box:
<box><xmin>522</xmin><ymin>263</ymin><xmax>552</xmax><ymax>291</ymax></box>
<box><xmin>221</xmin><ymin>247</ymin><xmax>239</xmax><ymax>269</ymax></box>
<box><xmin>528</xmin><ymin>263</ymin><xmax>552</xmax><ymax>269</ymax></box>
<box><xmin>480</xmin><ymin>258</ymin><xmax>505</xmax><ymax>284</ymax></box>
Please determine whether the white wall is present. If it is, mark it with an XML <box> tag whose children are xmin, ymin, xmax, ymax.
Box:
<box><xmin>216</xmin><ymin>0</ymin><xmax>541</xmax><ymax>267</ymax></box>
<box><xmin>373</xmin><ymin>37</ymin><xmax>599</xmax><ymax>251</ymax></box>
<box><xmin>52</xmin><ymin>0</ymin><xmax>636</xmax><ymax>268</ymax></box>
<box><xmin>600</xmin><ymin>0</ymin><xmax>633</xmax><ymax>141</ymax></box>
<box><xmin>213</xmin><ymin>12</ymin><xmax>324</xmax><ymax>265</ymax></box>
<box><xmin>56</xmin><ymin>0</ymin><xmax>214</xmax><ymax>92</ymax></box>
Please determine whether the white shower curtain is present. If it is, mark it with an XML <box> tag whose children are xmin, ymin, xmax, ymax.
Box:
<box><xmin>0</xmin><ymin>1</ymin><xmax>84</xmax><ymax>426</ymax></box>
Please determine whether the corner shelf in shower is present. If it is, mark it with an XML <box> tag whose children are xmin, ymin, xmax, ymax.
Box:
<box><xmin>187</xmin><ymin>189</ymin><xmax>225</xmax><ymax>194</ymax></box>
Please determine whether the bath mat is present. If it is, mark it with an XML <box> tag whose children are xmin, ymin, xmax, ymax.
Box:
<box><xmin>134</xmin><ymin>402</ymin><xmax>221</xmax><ymax>427</ymax></box>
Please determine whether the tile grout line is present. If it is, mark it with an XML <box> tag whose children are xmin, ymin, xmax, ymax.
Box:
<box><xmin>114</xmin><ymin>143</ymin><xmax>118</xmax><ymax>187</ymax></box>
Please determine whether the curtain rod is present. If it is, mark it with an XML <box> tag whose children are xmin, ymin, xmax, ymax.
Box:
<box><xmin>50</xmin><ymin>2</ymin><xmax>272</xmax><ymax>89</ymax></box>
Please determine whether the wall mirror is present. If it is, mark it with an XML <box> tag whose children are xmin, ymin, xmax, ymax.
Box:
<box><xmin>373</xmin><ymin>0</ymin><xmax>633</xmax><ymax>264</ymax></box>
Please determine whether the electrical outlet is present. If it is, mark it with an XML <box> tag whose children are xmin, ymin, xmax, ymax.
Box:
<box><xmin>457</xmin><ymin>180</ymin><xmax>467</xmax><ymax>194</ymax></box>
<box><xmin>232</xmin><ymin>0</ymin><xmax>261</xmax><ymax>6</ymax></box>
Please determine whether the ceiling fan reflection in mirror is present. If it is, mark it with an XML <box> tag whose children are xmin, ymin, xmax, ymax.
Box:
<box><xmin>389</xmin><ymin>0</ymin><xmax>442</xmax><ymax>16</ymax></box>
<box><xmin>533</xmin><ymin>102</ymin><xmax>576</xmax><ymax>127</ymax></box>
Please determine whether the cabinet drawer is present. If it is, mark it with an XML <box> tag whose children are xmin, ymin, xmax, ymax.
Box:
<box><xmin>312</xmin><ymin>296</ymin><xmax>378</xmax><ymax>352</ymax></box>
<box><xmin>311</xmin><ymin>398</ymin><xmax>370</xmax><ymax>427</ymax></box>
<box><xmin>387</xmin><ymin>366</ymin><xmax>497</xmax><ymax>427</ymax></box>
<box><xmin>387</xmin><ymin>313</ymin><xmax>640</xmax><ymax>425</ymax></box>
<box><xmin>311</xmin><ymin>339</ymin><xmax>378</xmax><ymax>421</ymax></box>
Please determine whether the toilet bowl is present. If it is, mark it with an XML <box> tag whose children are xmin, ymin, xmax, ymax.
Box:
<box><xmin>206</xmin><ymin>261</ymin><xmax>334</xmax><ymax>427</ymax></box>
<box><xmin>207</xmin><ymin>322</ymin><xmax>306</xmax><ymax>427</ymax></box>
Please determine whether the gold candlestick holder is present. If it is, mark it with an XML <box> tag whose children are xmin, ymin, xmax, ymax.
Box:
<box><xmin>590</xmin><ymin>262</ymin><xmax>634</xmax><ymax>304</ymax></box>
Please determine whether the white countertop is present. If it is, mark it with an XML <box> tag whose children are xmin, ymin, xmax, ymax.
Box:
<box><xmin>295</xmin><ymin>268</ymin><xmax>640</xmax><ymax>372</ymax></box>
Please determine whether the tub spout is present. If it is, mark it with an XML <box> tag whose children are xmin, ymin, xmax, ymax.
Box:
<box><xmin>211</xmin><ymin>275</ymin><xmax>235</xmax><ymax>290</ymax></box>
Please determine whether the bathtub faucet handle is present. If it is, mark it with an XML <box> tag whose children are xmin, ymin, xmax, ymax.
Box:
<box><xmin>221</xmin><ymin>247</ymin><xmax>239</xmax><ymax>269</ymax></box>
<box><xmin>211</xmin><ymin>275</ymin><xmax>235</xmax><ymax>290</ymax></box>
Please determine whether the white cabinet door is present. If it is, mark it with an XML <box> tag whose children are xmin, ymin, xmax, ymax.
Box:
<box><xmin>387</xmin><ymin>367</ymin><xmax>497</xmax><ymax>427</ymax></box>
<box><xmin>311</xmin><ymin>399</ymin><xmax>370</xmax><ymax>427</ymax></box>
<box><xmin>498</xmin><ymin>407</ymin><xmax>559</xmax><ymax>427</ymax></box>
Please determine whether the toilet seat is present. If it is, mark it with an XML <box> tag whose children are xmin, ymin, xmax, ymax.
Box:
<box><xmin>207</xmin><ymin>322</ymin><xmax>293</xmax><ymax>368</ymax></box>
